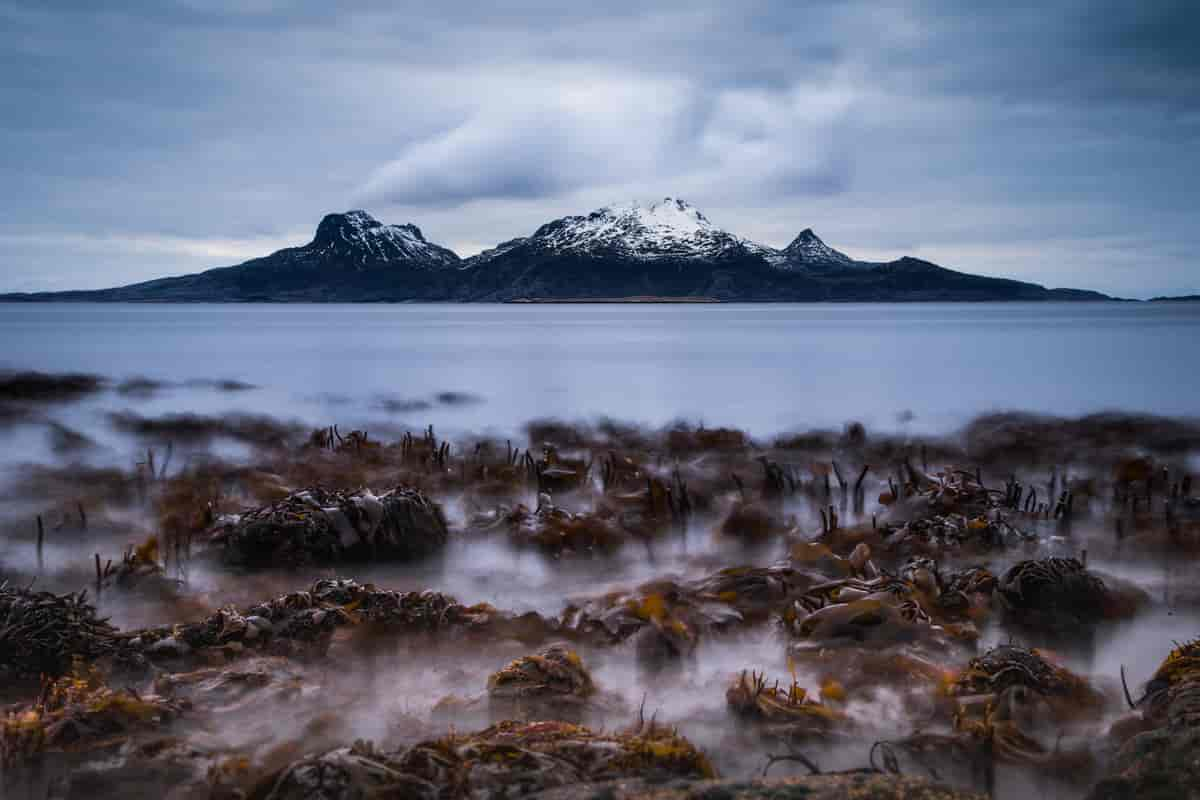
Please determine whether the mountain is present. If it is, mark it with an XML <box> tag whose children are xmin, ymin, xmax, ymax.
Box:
<box><xmin>307</xmin><ymin>210</ymin><xmax>459</xmax><ymax>269</ymax></box>
<box><xmin>779</xmin><ymin>228</ymin><xmax>856</xmax><ymax>270</ymax></box>
<box><xmin>1</xmin><ymin>200</ymin><xmax>1112</xmax><ymax>302</ymax></box>
<box><xmin>456</xmin><ymin>198</ymin><xmax>1108</xmax><ymax>302</ymax></box>
<box><xmin>469</xmin><ymin>198</ymin><xmax>761</xmax><ymax>264</ymax></box>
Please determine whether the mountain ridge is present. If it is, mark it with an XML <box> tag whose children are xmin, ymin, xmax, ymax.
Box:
<box><xmin>0</xmin><ymin>200</ymin><xmax>1115</xmax><ymax>302</ymax></box>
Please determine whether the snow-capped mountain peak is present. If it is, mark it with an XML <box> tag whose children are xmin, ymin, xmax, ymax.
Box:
<box><xmin>609</xmin><ymin>196</ymin><xmax>714</xmax><ymax>234</ymax></box>
<box><xmin>309</xmin><ymin>210</ymin><xmax>459</xmax><ymax>269</ymax></box>
<box><xmin>523</xmin><ymin>197</ymin><xmax>751</xmax><ymax>261</ymax></box>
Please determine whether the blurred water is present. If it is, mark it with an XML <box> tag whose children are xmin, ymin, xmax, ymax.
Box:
<box><xmin>1</xmin><ymin>301</ymin><xmax>1198</xmax><ymax>469</ymax></box>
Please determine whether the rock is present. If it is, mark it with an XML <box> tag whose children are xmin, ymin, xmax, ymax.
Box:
<box><xmin>527</xmin><ymin>773</ymin><xmax>986</xmax><ymax>799</ymax></box>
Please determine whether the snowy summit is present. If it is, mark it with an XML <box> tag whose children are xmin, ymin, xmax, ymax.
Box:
<box><xmin>523</xmin><ymin>197</ymin><xmax>752</xmax><ymax>260</ymax></box>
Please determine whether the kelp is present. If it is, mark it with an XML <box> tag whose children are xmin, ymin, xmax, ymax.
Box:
<box><xmin>726</xmin><ymin>670</ymin><xmax>848</xmax><ymax>739</ymax></box>
<box><xmin>0</xmin><ymin>583</ymin><xmax>122</xmax><ymax>679</ymax></box>
<box><xmin>1</xmin><ymin>661</ymin><xmax>185</xmax><ymax>767</ymax></box>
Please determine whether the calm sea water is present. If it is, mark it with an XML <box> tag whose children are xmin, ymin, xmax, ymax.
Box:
<box><xmin>1</xmin><ymin>302</ymin><xmax>1198</xmax><ymax>467</ymax></box>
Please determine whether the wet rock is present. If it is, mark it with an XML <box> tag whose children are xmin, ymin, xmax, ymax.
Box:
<box><xmin>211</xmin><ymin>485</ymin><xmax>448</xmax><ymax>567</ymax></box>
<box><xmin>0</xmin><ymin>370</ymin><xmax>105</xmax><ymax>405</ymax></box>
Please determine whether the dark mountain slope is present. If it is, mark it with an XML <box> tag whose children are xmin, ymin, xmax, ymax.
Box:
<box><xmin>1</xmin><ymin>201</ymin><xmax>1111</xmax><ymax>303</ymax></box>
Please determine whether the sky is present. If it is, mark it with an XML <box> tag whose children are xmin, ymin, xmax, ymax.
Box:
<box><xmin>1</xmin><ymin>0</ymin><xmax>1197</xmax><ymax>298</ymax></box>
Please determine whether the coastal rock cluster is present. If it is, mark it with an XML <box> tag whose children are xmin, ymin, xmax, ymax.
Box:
<box><xmin>1</xmin><ymin>401</ymin><xmax>1198</xmax><ymax>798</ymax></box>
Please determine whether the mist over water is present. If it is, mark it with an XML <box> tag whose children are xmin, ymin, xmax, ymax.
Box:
<box><xmin>2</xmin><ymin>301</ymin><xmax>1200</xmax><ymax>798</ymax></box>
<box><xmin>1</xmin><ymin>302</ymin><xmax>1198</xmax><ymax>470</ymax></box>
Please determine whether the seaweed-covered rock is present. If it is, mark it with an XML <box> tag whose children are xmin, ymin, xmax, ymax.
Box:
<box><xmin>1</xmin><ymin>663</ymin><xmax>186</xmax><ymax>768</ymax></box>
<box><xmin>435</xmin><ymin>644</ymin><xmax>617</xmax><ymax>726</ymax></box>
<box><xmin>560</xmin><ymin>577</ymin><xmax>746</xmax><ymax>671</ymax></box>
<box><xmin>950</xmin><ymin>645</ymin><xmax>1105</xmax><ymax>713</ymax></box>
<box><xmin>98</xmin><ymin>536</ymin><xmax>183</xmax><ymax>597</ymax></box>
<box><xmin>153</xmin><ymin>656</ymin><xmax>304</xmax><ymax>713</ymax></box>
<box><xmin>726</xmin><ymin>670</ymin><xmax>847</xmax><ymax>740</ymax></box>
<box><xmin>530</xmin><ymin>774</ymin><xmax>986</xmax><ymax>800</ymax></box>
<box><xmin>488</xmin><ymin>643</ymin><xmax>595</xmax><ymax>705</ymax></box>
<box><xmin>252</xmin><ymin>720</ymin><xmax>715</xmax><ymax>800</ymax></box>
<box><xmin>0</xmin><ymin>583</ymin><xmax>122</xmax><ymax>678</ymax></box>
<box><xmin>689</xmin><ymin>565</ymin><xmax>815</xmax><ymax>623</ymax></box>
<box><xmin>1089</xmin><ymin>638</ymin><xmax>1200</xmax><ymax>799</ymax></box>
<box><xmin>250</xmin><ymin>741</ymin><xmax>434</xmax><ymax>800</ymax></box>
<box><xmin>132</xmin><ymin>578</ymin><xmax>556</xmax><ymax>667</ymax></box>
<box><xmin>558</xmin><ymin>565</ymin><xmax>806</xmax><ymax>648</ymax></box>
<box><xmin>883</xmin><ymin>512</ymin><xmax>1032</xmax><ymax>554</ymax></box>
<box><xmin>212</xmin><ymin>485</ymin><xmax>448</xmax><ymax>567</ymax></box>
<box><xmin>918</xmin><ymin>645</ymin><xmax>1107</xmax><ymax>780</ymax></box>
<box><xmin>998</xmin><ymin>558</ymin><xmax>1134</xmax><ymax>634</ymax></box>
<box><xmin>504</xmin><ymin>501</ymin><xmax>627</xmax><ymax>556</ymax></box>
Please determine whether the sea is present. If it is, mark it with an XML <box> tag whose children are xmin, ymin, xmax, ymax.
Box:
<box><xmin>1</xmin><ymin>301</ymin><xmax>1196</xmax><ymax>456</ymax></box>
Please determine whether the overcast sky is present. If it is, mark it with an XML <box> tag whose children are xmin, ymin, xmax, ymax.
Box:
<box><xmin>1</xmin><ymin>0</ymin><xmax>1197</xmax><ymax>297</ymax></box>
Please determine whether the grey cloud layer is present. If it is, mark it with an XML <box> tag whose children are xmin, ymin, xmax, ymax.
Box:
<box><xmin>0</xmin><ymin>0</ymin><xmax>1196</xmax><ymax>296</ymax></box>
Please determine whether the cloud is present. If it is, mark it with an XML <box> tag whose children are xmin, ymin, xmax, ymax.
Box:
<box><xmin>0</xmin><ymin>0</ymin><xmax>1197</xmax><ymax>297</ymax></box>
<box><xmin>0</xmin><ymin>231</ymin><xmax>304</xmax><ymax>292</ymax></box>
<box><xmin>359</xmin><ymin>73</ymin><xmax>699</xmax><ymax>206</ymax></box>
<box><xmin>358</xmin><ymin>69</ymin><xmax>858</xmax><ymax>210</ymax></box>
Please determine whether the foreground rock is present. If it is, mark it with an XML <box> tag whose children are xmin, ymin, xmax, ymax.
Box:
<box><xmin>251</xmin><ymin>720</ymin><xmax>715</xmax><ymax>800</ymax></box>
<box><xmin>1088</xmin><ymin>638</ymin><xmax>1200</xmax><ymax>799</ymax></box>
<box><xmin>530</xmin><ymin>773</ymin><xmax>985</xmax><ymax>799</ymax></box>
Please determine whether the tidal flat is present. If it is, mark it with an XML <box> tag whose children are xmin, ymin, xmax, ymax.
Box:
<box><xmin>1</xmin><ymin>364</ymin><xmax>1198</xmax><ymax>799</ymax></box>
